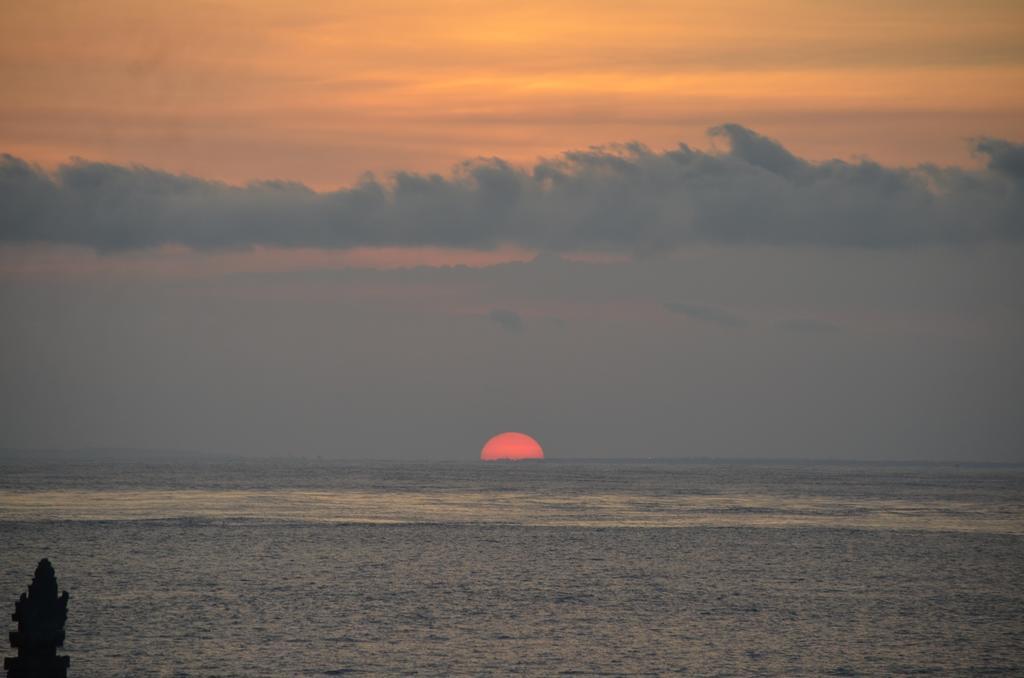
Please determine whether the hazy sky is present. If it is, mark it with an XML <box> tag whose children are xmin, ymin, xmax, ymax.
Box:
<box><xmin>1</xmin><ymin>1</ymin><xmax>1022</xmax><ymax>460</ymax></box>
<box><xmin>3</xmin><ymin>0</ymin><xmax>1023</xmax><ymax>186</ymax></box>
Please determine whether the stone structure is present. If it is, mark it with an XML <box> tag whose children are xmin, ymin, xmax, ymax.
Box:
<box><xmin>5</xmin><ymin>559</ymin><xmax>70</xmax><ymax>678</ymax></box>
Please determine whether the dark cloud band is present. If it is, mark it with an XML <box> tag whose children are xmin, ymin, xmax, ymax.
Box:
<box><xmin>1</xmin><ymin>125</ymin><xmax>1021</xmax><ymax>252</ymax></box>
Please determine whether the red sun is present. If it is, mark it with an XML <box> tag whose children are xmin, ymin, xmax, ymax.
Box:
<box><xmin>480</xmin><ymin>432</ymin><xmax>544</xmax><ymax>461</ymax></box>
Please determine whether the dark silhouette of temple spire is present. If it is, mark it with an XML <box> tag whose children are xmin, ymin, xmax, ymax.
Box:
<box><xmin>5</xmin><ymin>559</ymin><xmax>70</xmax><ymax>678</ymax></box>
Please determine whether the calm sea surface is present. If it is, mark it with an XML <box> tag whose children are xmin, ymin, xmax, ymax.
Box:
<box><xmin>1</xmin><ymin>460</ymin><xmax>1022</xmax><ymax>676</ymax></box>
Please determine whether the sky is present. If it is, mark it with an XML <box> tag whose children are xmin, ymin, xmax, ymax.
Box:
<box><xmin>1</xmin><ymin>1</ymin><xmax>1022</xmax><ymax>461</ymax></box>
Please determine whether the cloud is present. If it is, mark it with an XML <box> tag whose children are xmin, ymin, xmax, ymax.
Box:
<box><xmin>664</xmin><ymin>302</ymin><xmax>743</xmax><ymax>328</ymax></box>
<box><xmin>974</xmin><ymin>137</ymin><xmax>1024</xmax><ymax>179</ymax></box>
<box><xmin>1</xmin><ymin>126</ymin><xmax>1021</xmax><ymax>253</ymax></box>
<box><xmin>488</xmin><ymin>308</ymin><xmax>525</xmax><ymax>333</ymax></box>
<box><xmin>709</xmin><ymin>123</ymin><xmax>808</xmax><ymax>180</ymax></box>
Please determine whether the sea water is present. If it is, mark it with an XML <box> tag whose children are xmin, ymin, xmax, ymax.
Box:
<box><xmin>1</xmin><ymin>460</ymin><xmax>1022</xmax><ymax>676</ymax></box>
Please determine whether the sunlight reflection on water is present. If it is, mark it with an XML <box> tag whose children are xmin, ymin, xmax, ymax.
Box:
<box><xmin>2</xmin><ymin>486</ymin><xmax>1021</xmax><ymax>534</ymax></box>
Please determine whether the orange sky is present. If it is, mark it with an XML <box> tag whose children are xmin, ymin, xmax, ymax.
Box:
<box><xmin>2</xmin><ymin>0</ymin><xmax>1023</xmax><ymax>189</ymax></box>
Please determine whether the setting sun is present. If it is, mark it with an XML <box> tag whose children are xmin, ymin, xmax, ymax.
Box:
<box><xmin>480</xmin><ymin>432</ymin><xmax>544</xmax><ymax>461</ymax></box>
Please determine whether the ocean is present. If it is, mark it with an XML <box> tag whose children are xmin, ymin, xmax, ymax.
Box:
<box><xmin>1</xmin><ymin>459</ymin><xmax>1022</xmax><ymax>676</ymax></box>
